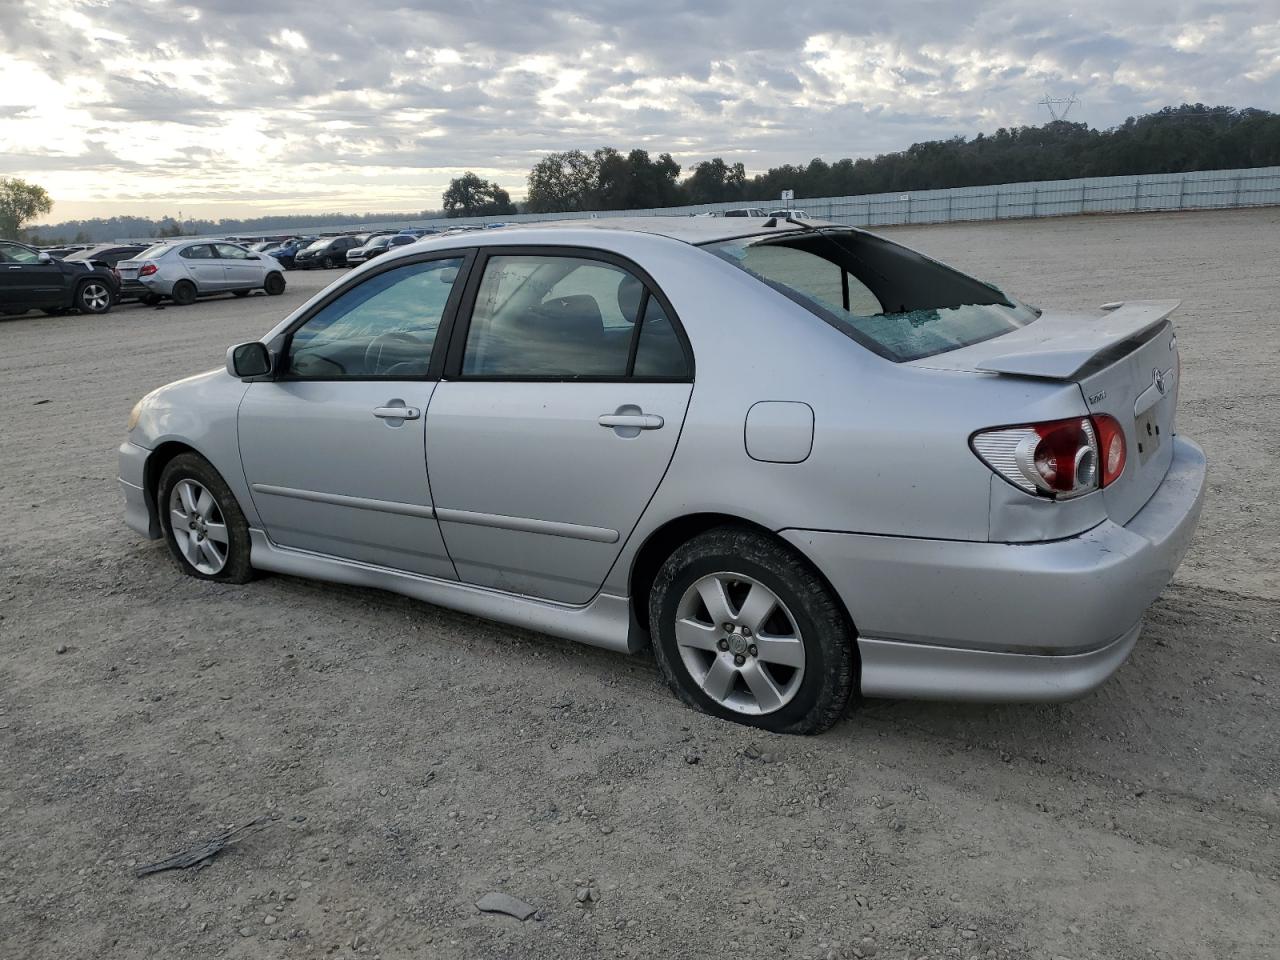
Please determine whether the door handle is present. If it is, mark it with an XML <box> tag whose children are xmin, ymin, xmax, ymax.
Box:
<box><xmin>373</xmin><ymin>404</ymin><xmax>420</xmax><ymax>420</ymax></box>
<box><xmin>598</xmin><ymin>413</ymin><xmax>663</xmax><ymax>430</ymax></box>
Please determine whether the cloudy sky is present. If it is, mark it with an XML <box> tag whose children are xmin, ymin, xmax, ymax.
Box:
<box><xmin>2</xmin><ymin>0</ymin><xmax>1277</xmax><ymax>221</ymax></box>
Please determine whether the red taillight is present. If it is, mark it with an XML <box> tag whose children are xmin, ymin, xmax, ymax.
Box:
<box><xmin>972</xmin><ymin>416</ymin><xmax>1103</xmax><ymax>500</ymax></box>
<box><xmin>1093</xmin><ymin>414</ymin><xmax>1126</xmax><ymax>487</ymax></box>
<box><xmin>139</xmin><ymin>263</ymin><xmax>158</xmax><ymax>276</ymax></box>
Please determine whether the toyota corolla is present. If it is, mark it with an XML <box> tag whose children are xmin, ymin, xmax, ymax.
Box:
<box><xmin>119</xmin><ymin>217</ymin><xmax>1206</xmax><ymax>734</ymax></box>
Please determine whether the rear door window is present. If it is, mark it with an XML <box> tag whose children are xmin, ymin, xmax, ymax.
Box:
<box><xmin>459</xmin><ymin>253</ymin><xmax>689</xmax><ymax>380</ymax></box>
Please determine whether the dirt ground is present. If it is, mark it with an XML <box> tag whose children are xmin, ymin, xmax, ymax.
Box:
<box><xmin>1</xmin><ymin>209</ymin><xmax>1277</xmax><ymax>960</ymax></box>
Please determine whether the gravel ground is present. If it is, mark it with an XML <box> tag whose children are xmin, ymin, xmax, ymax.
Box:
<box><xmin>1</xmin><ymin>210</ymin><xmax>1277</xmax><ymax>960</ymax></box>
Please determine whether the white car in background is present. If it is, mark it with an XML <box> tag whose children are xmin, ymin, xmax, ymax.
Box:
<box><xmin>115</xmin><ymin>240</ymin><xmax>287</xmax><ymax>306</ymax></box>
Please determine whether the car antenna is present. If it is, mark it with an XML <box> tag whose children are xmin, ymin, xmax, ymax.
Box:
<box><xmin>764</xmin><ymin>217</ymin><xmax>778</xmax><ymax>227</ymax></box>
<box><xmin>785</xmin><ymin>215</ymin><xmax>818</xmax><ymax>231</ymax></box>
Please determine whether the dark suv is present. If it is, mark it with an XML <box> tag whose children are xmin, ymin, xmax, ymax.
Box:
<box><xmin>0</xmin><ymin>240</ymin><xmax>119</xmax><ymax>317</ymax></box>
<box><xmin>294</xmin><ymin>235</ymin><xmax>361</xmax><ymax>269</ymax></box>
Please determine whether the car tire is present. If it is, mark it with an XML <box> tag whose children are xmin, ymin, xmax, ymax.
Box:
<box><xmin>233</xmin><ymin>289</ymin><xmax>250</xmax><ymax>298</ymax></box>
<box><xmin>157</xmin><ymin>452</ymin><xmax>254</xmax><ymax>584</ymax></box>
<box><xmin>323</xmin><ymin>255</ymin><xmax>335</xmax><ymax>269</ymax></box>
<box><xmin>264</xmin><ymin>272</ymin><xmax>286</xmax><ymax>295</ymax></box>
<box><xmin>75</xmin><ymin>280</ymin><xmax>113</xmax><ymax>314</ymax></box>
<box><xmin>649</xmin><ymin>526</ymin><xmax>856</xmax><ymax>735</ymax></box>
<box><xmin>171</xmin><ymin>280</ymin><xmax>197</xmax><ymax>306</ymax></box>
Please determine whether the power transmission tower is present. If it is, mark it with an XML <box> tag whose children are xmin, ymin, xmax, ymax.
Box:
<box><xmin>1038</xmin><ymin>92</ymin><xmax>1079</xmax><ymax>122</ymax></box>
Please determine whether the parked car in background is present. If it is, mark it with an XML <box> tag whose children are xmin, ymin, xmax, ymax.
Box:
<box><xmin>118</xmin><ymin>216</ymin><xmax>1205</xmax><ymax>734</ymax></box>
<box><xmin>40</xmin><ymin>244</ymin><xmax>92</xmax><ymax>259</ymax></box>
<box><xmin>265</xmin><ymin>238</ymin><xmax>314</xmax><ymax>270</ymax></box>
<box><xmin>114</xmin><ymin>240</ymin><xmax>286</xmax><ymax>306</ymax></box>
<box><xmin>347</xmin><ymin>233</ymin><xmax>417</xmax><ymax>265</ymax></box>
<box><xmin>63</xmin><ymin>243</ymin><xmax>148</xmax><ymax>269</ymax></box>
<box><xmin>769</xmin><ymin>209</ymin><xmax>810</xmax><ymax>220</ymax></box>
<box><xmin>723</xmin><ymin>208</ymin><xmax>767</xmax><ymax>218</ymax></box>
<box><xmin>0</xmin><ymin>239</ymin><xmax>118</xmax><ymax>316</ymax></box>
<box><xmin>249</xmin><ymin>240</ymin><xmax>286</xmax><ymax>254</ymax></box>
<box><xmin>294</xmin><ymin>235</ymin><xmax>361</xmax><ymax>269</ymax></box>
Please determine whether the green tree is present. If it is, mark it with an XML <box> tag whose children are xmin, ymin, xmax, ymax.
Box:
<box><xmin>525</xmin><ymin>150</ymin><xmax>599</xmax><ymax>213</ymax></box>
<box><xmin>683</xmin><ymin>158</ymin><xmax>747</xmax><ymax>204</ymax></box>
<box><xmin>442</xmin><ymin>172</ymin><xmax>516</xmax><ymax>218</ymax></box>
<box><xmin>0</xmin><ymin>178</ymin><xmax>53</xmax><ymax>239</ymax></box>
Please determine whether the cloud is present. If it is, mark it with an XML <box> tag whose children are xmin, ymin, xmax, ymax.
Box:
<box><xmin>0</xmin><ymin>0</ymin><xmax>1276</xmax><ymax>219</ymax></box>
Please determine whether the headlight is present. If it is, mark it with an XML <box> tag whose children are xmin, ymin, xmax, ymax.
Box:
<box><xmin>127</xmin><ymin>399</ymin><xmax>144</xmax><ymax>432</ymax></box>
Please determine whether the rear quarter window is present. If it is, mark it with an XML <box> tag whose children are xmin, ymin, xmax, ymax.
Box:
<box><xmin>706</xmin><ymin>231</ymin><xmax>1038</xmax><ymax>362</ymax></box>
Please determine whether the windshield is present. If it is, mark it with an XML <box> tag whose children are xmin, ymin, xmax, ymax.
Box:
<box><xmin>705</xmin><ymin>231</ymin><xmax>1037</xmax><ymax>362</ymax></box>
<box><xmin>306</xmin><ymin>238</ymin><xmax>330</xmax><ymax>250</ymax></box>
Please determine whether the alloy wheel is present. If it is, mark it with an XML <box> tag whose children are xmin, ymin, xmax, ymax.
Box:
<box><xmin>674</xmin><ymin>573</ymin><xmax>806</xmax><ymax>715</ymax></box>
<box><xmin>168</xmin><ymin>478</ymin><xmax>229</xmax><ymax>575</ymax></box>
<box><xmin>81</xmin><ymin>283</ymin><xmax>110</xmax><ymax>311</ymax></box>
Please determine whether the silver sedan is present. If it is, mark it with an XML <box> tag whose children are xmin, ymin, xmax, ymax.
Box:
<box><xmin>115</xmin><ymin>239</ymin><xmax>287</xmax><ymax>306</ymax></box>
<box><xmin>119</xmin><ymin>217</ymin><xmax>1206</xmax><ymax>733</ymax></box>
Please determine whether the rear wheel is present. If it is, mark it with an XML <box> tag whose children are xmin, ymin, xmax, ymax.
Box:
<box><xmin>264</xmin><ymin>272</ymin><xmax>286</xmax><ymax>295</ymax></box>
<box><xmin>76</xmin><ymin>280</ymin><xmax>113</xmax><ymax>314</ymax></box>
<box><xmin>157</xmin><ymin>453</ymin><xmax>253</xmax><ymax>584</ymax></box>
<box><xmin>649</xmin><ymin>527</ymin><xmax>856</xmax><ymax>734</ymax></box>
<box><xmin>171</xmin><ymin>280</ymin><xmax>197</xmax><ymax>306</ymax></box>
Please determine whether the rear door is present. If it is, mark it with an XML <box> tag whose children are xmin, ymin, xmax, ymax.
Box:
<box><xmin>179</xmin><ymin>244</ymin><xmax>227</xmax><ymax>291</ymax></box>
<box><xmin>425</xmin><ymin>248</ymin><xmax>694</xmax><ymax>603</ymax></box>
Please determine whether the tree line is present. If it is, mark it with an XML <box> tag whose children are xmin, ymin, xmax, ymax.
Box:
<box><xmin>443</xmin><ymin>103</ymin><xmax>1280</xmax><ymax>214</ymax></box>
<box><xmin>21</xmin><ymin>103</ymin><xmax>1280</xmax><ymax>241</ymax></box>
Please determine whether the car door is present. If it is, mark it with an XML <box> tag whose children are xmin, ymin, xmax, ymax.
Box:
<box><xmin>215</xmin><ymin>243</ymin><xmax>262</xmax><ymax>288</ymax></box>
<box><xmin>237</xmin><ymin>252</ymin><xmax>471</xmax><ymax>577</ymax></box>
<box><xmin>179</xmin><ymin>243</ymin><xmax>227</xmax><ymax>291</ymax></box>
<box><xmin>0</xmin><ymin>241</ymin><xmax>68</xmax><ymax>309</ymax></box>
<box><xmin>425</xmin><ymin>248</ymin><xmax>694</xmax><ymax>604</ymax></box>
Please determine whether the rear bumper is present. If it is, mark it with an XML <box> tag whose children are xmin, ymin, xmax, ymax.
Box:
<box><xmin>783</xmin><ymin>436</ymin><xmax>1207</xmax><ymax>701</ymax></box>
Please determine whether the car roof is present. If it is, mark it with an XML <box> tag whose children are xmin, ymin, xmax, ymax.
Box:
<box><xmin>486</xmin><ymin>215</ymin><xmax>841</xmax><ymax>245</ymax></box>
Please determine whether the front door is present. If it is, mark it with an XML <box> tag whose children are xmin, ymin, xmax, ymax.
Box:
<box><xmin>426</xmin><ymin>250</ymin><xmax>694</xmax><ymax>603</ymax></box>
<box><xmin>0</xmin><ymin>242</ymin><xmax>68</xmax><ymax>309</ymax></box>
<box><xmin>238</xmin><ymin>253</ymin><xmax>469</xmax><ymax>577</ymax></box>
<box><xmin>179</xmin><ymin>243</ymin><xmax>227</xmax><ymax>291</ymax></box>
<box><xmin>215</xmin><ymin>243</ymin><xmax>262</xmax><ymax>289</ymax></box>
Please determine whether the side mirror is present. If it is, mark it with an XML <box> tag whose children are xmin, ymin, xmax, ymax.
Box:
<box><xmin>37</xmin><ymin>251</ymin><xmax>52</xmax><ymax>263</ymax></box>
<box><xmin>226</xmin><ymin>341</ymin><xmax>272</xmax><ymax>379</ymax></box>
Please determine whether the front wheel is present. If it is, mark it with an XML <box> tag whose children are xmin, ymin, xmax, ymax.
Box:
<box><xmin>76</xmin><ymin>280</ymin><xmax>113</xmax><ymax>314</ymax></box>
<box><xmin>264</xmin><ymin>272</ymin><xmax>286</xmax><ymax>295</ymax></box>
<box><xmin>157</xmin><ymin>453</ymin><xmax>253</xmax><ymax>583</ymax></box>
<box><xmin>322</xmin><ymin>255</ymin><xmax>335</xmax><ymax>269</ymax></box>
<box><xmin>649</xmin><ymin>527</ymin><xmax>856</xmax><ymax>734</ymax></box>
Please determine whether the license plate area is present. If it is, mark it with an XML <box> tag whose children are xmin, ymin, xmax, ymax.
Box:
<box><xmin>1134</xmin><ymin>409</ymin><xmax>1163</xmax><ymax>465</ymax></box>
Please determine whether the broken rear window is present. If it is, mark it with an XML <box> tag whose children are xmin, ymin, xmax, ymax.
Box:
<box><xmin>705</xmin><ymin>230</ymin><xmax>1038</xmax><ymax>362</ymax></box>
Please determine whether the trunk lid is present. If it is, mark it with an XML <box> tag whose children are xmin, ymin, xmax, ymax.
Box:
<box><xmin>116</xmin><ymin>259</ymin><xmax>143</xmax><ymax>279</ymax></box>
<box><xmin>917</xmin><ymin>300</ymin><xmax>1181</xmax><ymax>525</ymax></box>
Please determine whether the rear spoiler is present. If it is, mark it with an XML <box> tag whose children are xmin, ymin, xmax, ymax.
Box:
<box><xmin>973</xmin><ymin>300</ymin><xmax>1180</xmax><ymax>380</ymax></box>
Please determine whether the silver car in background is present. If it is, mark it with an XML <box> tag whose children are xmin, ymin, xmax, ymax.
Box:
<box><xmin>116</xmin><ymin>239</ymin><xmax>287</xmax><ymax>306</ymax></box>
<box><xmin>119</xmin><ymin>217</ymin><xmax>1205</xmax><ymax>734</ymax></box>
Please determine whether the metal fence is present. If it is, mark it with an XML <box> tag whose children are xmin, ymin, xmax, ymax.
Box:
<box><xmin>150</xmin><ymin>166</ymin><xmax>1280</xmax><ymax>241</ymax></box>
